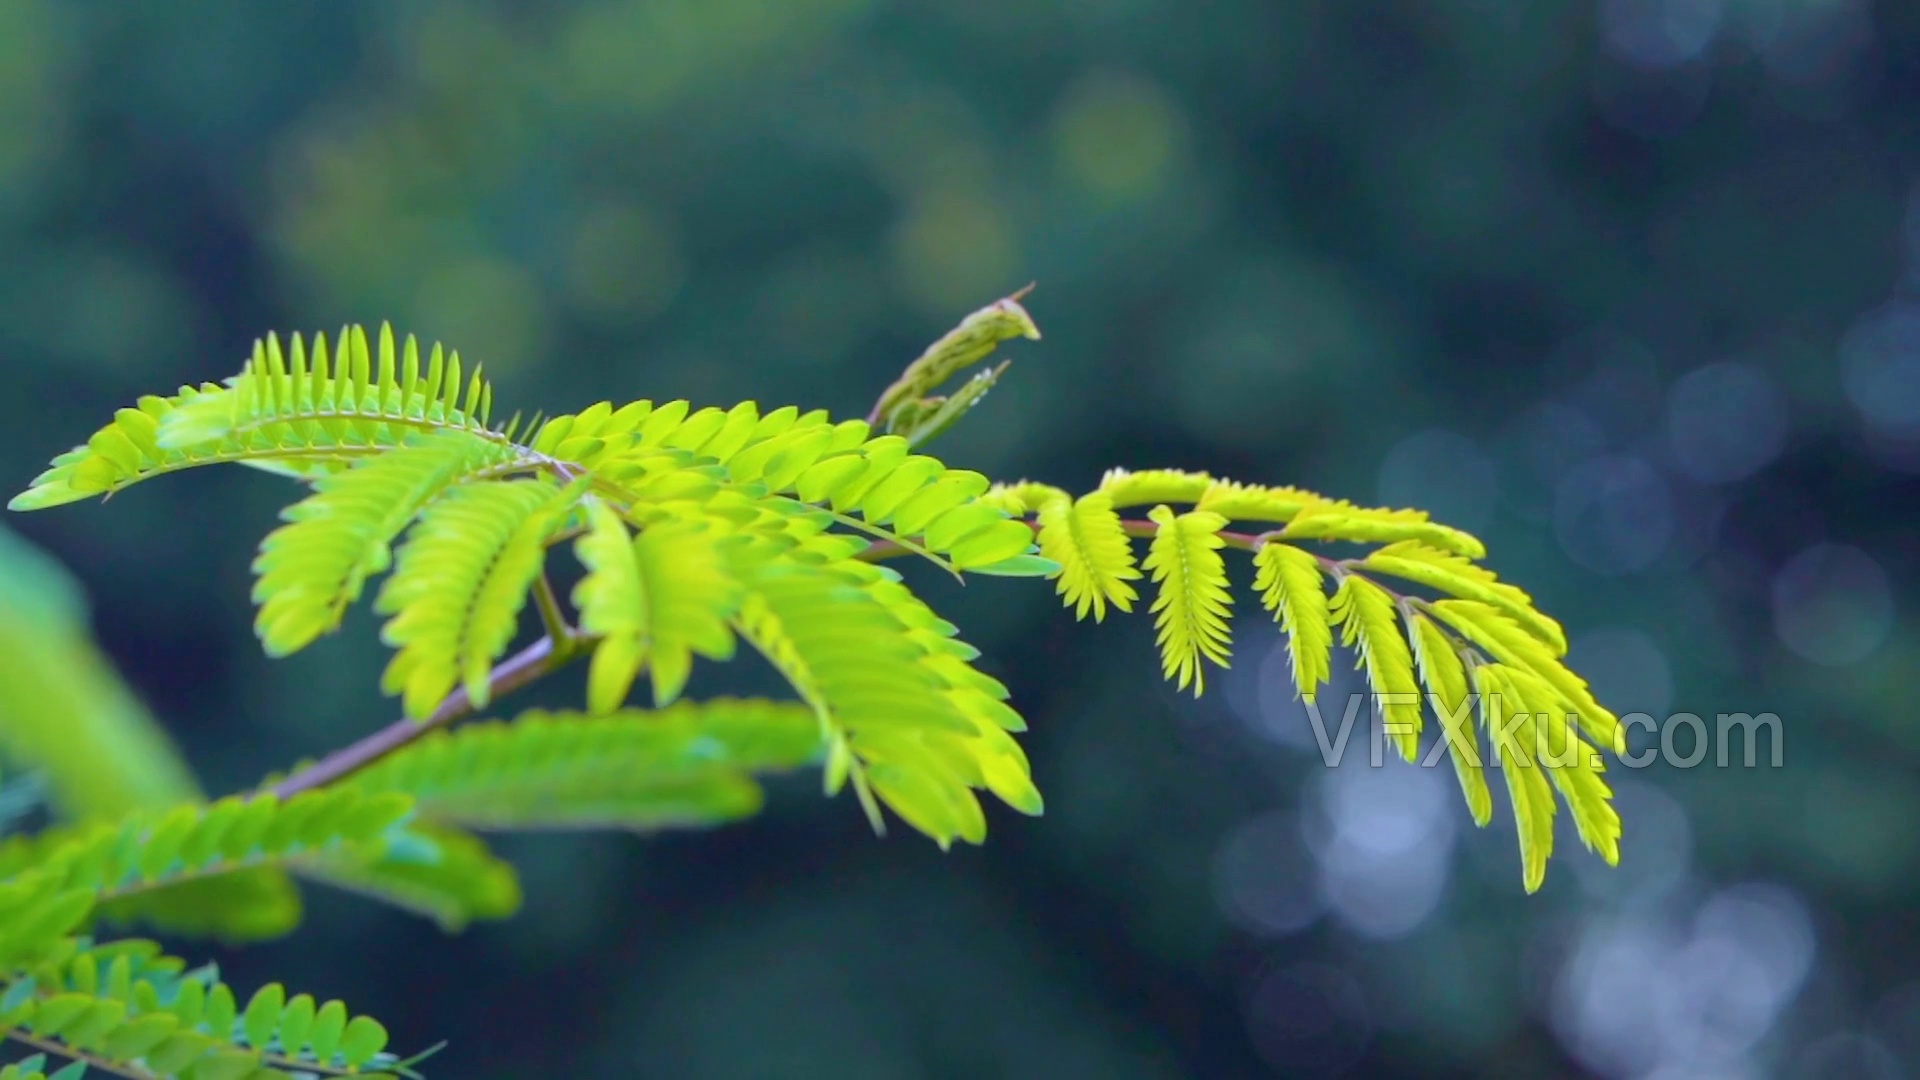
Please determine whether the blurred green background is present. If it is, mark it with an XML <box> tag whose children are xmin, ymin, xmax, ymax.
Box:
<box><xmin>4</xmin><ymin>1</ymin><xmax>1920</xmax><ymax>1076</ymax></box>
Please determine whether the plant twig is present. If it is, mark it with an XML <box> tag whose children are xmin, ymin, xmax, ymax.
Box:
<box><xmin>532</xmin><ymin>572</ymin><xmax>574</xmax><ymax>644</ymax></box>
<box><xmin>3</xmin><ymin>1029</ymin><xmax>152</xmax><ymax>1079</ymax></box>
<box><xmin>267</xmin><ymin>634</ymin><xmax>587</xmax><ymax>800</ymax></box>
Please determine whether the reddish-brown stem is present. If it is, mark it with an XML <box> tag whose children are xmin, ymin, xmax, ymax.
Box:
<box><xmin>267</xmin><ymin>634</ymin><xmax>585</xmax><ymax>799</ymax></box>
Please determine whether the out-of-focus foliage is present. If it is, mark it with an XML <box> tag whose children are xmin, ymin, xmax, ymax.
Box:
<box><xmin>4</xmin><ymin>0</ymin><xmax>1920</xmax><ymax>1076</ymax></box>
<box><xmin>0</xmin><ymin>527</ymin><xmax>199</xmax><ymax>820</ymax></box>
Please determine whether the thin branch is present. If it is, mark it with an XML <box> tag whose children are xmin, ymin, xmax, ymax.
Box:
<box><xmin>267</xmin><ymin>634</ymin><xmax>588</xmax><ymax>800</ymax></box>
<box><xmin>4</xmin><ymin>1029</ymin><xmax>154</xmax><ymax>1079</ymax></box>
<box><xmin>532</xmin><ymin>572</ymin><xmax>574</xmax><ymax>644</ymax></box>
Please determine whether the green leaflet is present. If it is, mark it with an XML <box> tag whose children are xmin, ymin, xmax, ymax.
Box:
<box><xmin>376</xmin><ymin>477</ymin><xmax>590</xmax><ymax>718</ymax></box>
<box><xmin>1330</xmin><ymin>574</ymin><xmax>1423</xmax><ymax>762</ymax></box>
<box><xmin>1408</xmin><ymin>612</ymin><xmax>1491</xmax><ymax>828</ymax></box>
<box><xmin>1428</xmin><ymin>599</ymin><xmax>1625</xmax><ymax>755</ymax></box>
<box><xmin>0</xmin><ymin>789</ymin><xmax>413</xmax><ymax>947</ymax></box>
<box><xmin>572</xmin><ymin>504</ymin><xmax>741</xmax><ymax>711</ymax></box>
<box><xmin>1475</xmin><ymin>664</ymin><xmax>1557</xmax><ymax>894</ymax></box>
<box><xmin>1361</xmin><ymin>540</ymin><xmax>1566</xmax><ymax>653</ymax></box>
<box><xmin>530</xmin><ymin>399</ymin><xmax>1040</xmax><ymax>572</ymax></box>
<box><xmin>1251</xmin><ymin>542</ymin><xmax>1332</xmax><ymax>704</ymax></box>
<box><xmin>10</xmin><ymin>324</ymin><xmax>506</xmax><ymax>513</ymax></box>
<box><xmin>295</xmin><ymin>823</ymin><xmax>522</xmax><ymax>932</ymax></box>
<box><xmin>1505</xmin><ymin>666</ymin><xmax>1620</xmax><ymax>866</ymax></box>
<box><xmin>1035</xmin><ymin>491</ymin><xmax>1140</xmax><ymax>621</ymax></box>
<box><xmin>253</xmin><ymin>430</ymin><xmax>521</xmax><ymax>658</ymax></box>
<box><xmin>0</xmin><ymin>527</ymin><xmax>200</xmax><ymax>820</ymax></box>
<box><xmin>156</xmin><ymin>323</ymin><xmax>498</xmax><ymax>454</ymax></box>
<box><xmin>346</xmin><ymin>701</ymin><xmax>824</xmax><ymax>834</ymax></box>
<box><xmin>0</xmin><ymin>938</ymin><xmax>396</xmax><ymax>1077</ymax></box>
<box><xmin>1142</xmin><ymin>505</ymin><xmax>1233</xmax><ymax>695</ymax></box>
<box><xmin>725</xmin><ymin>536</ymin><xmax>1039</xmax><ymax>848</ymax></box>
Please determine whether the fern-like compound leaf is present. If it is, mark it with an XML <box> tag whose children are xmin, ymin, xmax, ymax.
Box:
<box><xmin>1251</xmin><ymin>541</ymin><xmax>1332</xmax><ymax>703</ymax></box>
<box><xmin>1476</xmin><ymin>663</ymin><xmax>1559</xmax><ymax>894</ymax></box>
<box><xmin>295</xmin><ymin>823</ymin><xmax>522</xmax><ymax>933</ymax></box>
<box><xmin>157</xmin><ymin>323</ymin><xmax>499</xmax><ymax>456</ymax></box>
<box><xmin>1141</xmin><ymin>505</ymin><xmax>1233</xmax><ymax>695</ymax></box>
<box><xmin>253</xmin><ymin>430</ymin><xmax>519</xmax><ymax>658</ymax></box>
<box><xmin>1428</xmin><ymin>599</ymin><xmax>1625</xmax><ymax>754</ymax></box>
<box><xmin>10</xmin><ymin>324</ymin><xmax>513</xmax><ymax>512</ymax></box>
<box><xmin>0</xmin><ymin>937</ymin><xmax>400</xmax><ymax>1077</ymax></box>
<box><xmin>1506</xmin><ymin>666</ymin><xmax>1621</xmax><ymax>866</ymax></box>
<box><xmin>572</xmin><ymin>504</ymin><xmax>742</xmax><ymax>711</ymax></box>
<box><xmin>1033</xmin><ymin>491</ymin><xmax>1141</xmax><ymax>621</ymax></box>
<box><xmin>529</xmin><ymin>400</ymin><xmax>1040</xmax><ymax>571</ymax></box>
<box><xmin>1408</xmin><ymin>612</ymin><xmax>1491</xmax><ymax>827</ymax></box>
<box><xmin>1280</xmin><ymin>497</ymin><xmax>1486</xmax><ymax>558</ymax></box>
<box><xmin>1361</xmin><ymin>540</ymin><xmax>1566</xmax><ymax>653</ymax></box>
<box><xmin>0</xmin><ymin>788</ymin><xmax>414</xmax><ymax>945</ymax></box>
<box><xmin>1330</xmin><ymin>573</ymin><xmax>1424</xmax><ymax>761</ymax></box>
<box><xmin>376</xmin><ymin>477</ymin><xmax>589</xmax><ymax>718</ymax></box>
<box><xmin>347</xmin><ymin>701</ymin><xmax>823</xmax><ymax>833</ymax></box>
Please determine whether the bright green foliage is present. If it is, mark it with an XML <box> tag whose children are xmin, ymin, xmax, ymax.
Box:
<box><xmin>0</xmin><ymin>528</ymin><xmax>200</xmax><ymax>821</ymax></box>
<box><xmin>253</xmin><ymin>431</ymin><xmax>521</xmax><ymax>659</ymax></box>
<box><xmin>0</xmin><ymin>937</ymin><xmax>396</xmax><ymax>1078</ymax></box>
<box><xmin>572</xmin><ymin>505</ymin><xmax>740</xmax><ymax>711</ymax></box>
<box><xmin>1032</xmin><ymin>491</ymin><xmax>1139</xmax><ymax>621</ymax></box>
<box><xmin>293</xmin><ymin>824</ymin><xmax>520</xmax><ymax>933</ymax></box>
<box><xmin>0</xmin><ymin>294</ymin><xmax>1629</xmax><ymax>1075</ymax></box>
<box><xmin>8</xmin><ymin>324</ymin><xmax>505</xmax><ymax>513</ymax></box>
<box><xmin>1330</xmin><ymin>574</ymin><xmax>1424</xmax><ymax>762</ymax></box>
<box><xmin>985</xmin><ymin>466</ymin><xmax>1625</xmax><ymax>892</ymax></box>
<box><xmin>1140</xmin><ymin>506</ymin><xmax>1233</xmax><ymax>694</ymax></box>
<box><xmin>0</xmin><ymin>789</ymin><xmax>414</xmax><ymax>944</ymax></box>
<box><xmin>346</xmin><ymin>701</ymin><xmax>823</xmax><ymax>832</ymax></box>
<box><xmin>374</xmin><ymin>476</ymin><xmax>589</xmax><ymax>716</ymax></box>
<box><xmin>1251</xmin><ymin>542</ymin><xmax>1331</xmax><ymax>705</ymax></box>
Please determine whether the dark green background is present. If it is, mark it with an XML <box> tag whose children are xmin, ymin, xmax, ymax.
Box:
<box><xmin>4</xmin><ymin>2</ymin><xmax>1919</xmax><ymax>1077</ymax></box>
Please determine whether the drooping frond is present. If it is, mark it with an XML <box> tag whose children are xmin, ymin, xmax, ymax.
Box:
<box><xmin>571</xmin><ymin>504</ymin><xmax>741</xmax><ymax>711</ymax></box>
<box><xmin>0</xmin><ymin>527</ymin><xmax>201</xmax><ymax>821</ymax></box>
<box><xmin>1475</xmin><ymin>663</ymin><xmax>1559</xmax><ymax>894</ymax></box>
<box><xmin>1251</xmin><ymin>542</ymin><xmax>1332</xmax><ymax>703</ymax></box>
<box><xmin>722</xmin><ymin>527</ymin><xmax>1041</xmax><ymax>848</ymax></box>
<box><xmin>979</xmin><ymin>463</ymin><xmax>1617</xmax><ymax>889</ymax></box>
<box><xmin>1408</xmin><ymin>612</ymin><xmax>1491</xmax><ymax>827</ymax></box>
<box><xmin>346</xmin><ymin>701</ymin><xmax>823</xmax><ymax>833</ymax></box>
<box><xmin>1033</xmin><ymin>491</ymin><xmax>1140</xmax><ymax>621</ymax></box>
<box><xmin>1362</xmin><ymin>540</ymin><xmax>1566</xmax><ymax>652</ymax></box>
<box><xmin>0</xmin><ymin>937</ymin><xmax>400</xmax><ymax>1077</ymax></box>
<box><xmin>375</xmin><ymin>477</ymin><xmax>590</xmax><ymax>718</ymax></box>
<box><xmin>1141</xmin><ymin>505</ymin><xmax>1233</xmax><ymax>695</ymax></box>
<box><xmin>1505</xmin><ymin>666</ymin><xmax>1621</xmax><ymax>865</ymax></box>
<box><xmin>253</xmin><ymin>430</ymin><xmax>521</xmax><ymax>657</ymax></box>
<box><xmin>1426</xmin><ymin>599</ymin><xmax>1624</xmax><ymax>754</ymax></box>
<box><xmin>1329</xmin><ymin>573</ymin><xmax>1423</xmax><ymax>761</ymax></box>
